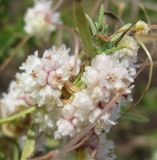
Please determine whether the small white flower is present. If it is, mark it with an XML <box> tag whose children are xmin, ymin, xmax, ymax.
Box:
<box><xmin>90</xmin><ymin>86</ymin><xmax>111</xmax><ymax>104</ymax></box>
<box><xmin>48</xmin><ymin>70</ymin><xmax>64</xmax><ymax>89</ymax></box>
<box><xmin>20</xmin><ymin>51</ymin><xmax>41</xmax><ymax>72</ymax></box>
<box><xmin>72</xmin><ymin>90</ymin><xmax>94</xmax><ymax>111</ymax></box>
<box><xmin>55</xmin><ymin>118</ymin><xmax>74</xmax><ymax>139</ymax></box>
<box><xmin>32</xmin><ymin>85</ymin><xmax>61</xmax><ymax>107</ymax></box>
<box><xmin>42</xmin><ymin>45</ymin><xmax>70</xmax><ymax>71</ymax></box>
<box><xmin>81</xmin><ymin>66</ymin><xmax>99</xmax><ymax>87</ymax></box>
<box><xmin>32</xmin><ymin>66</ymin><xmax>48</xmax><ymax>86</ymax></box>
<box><xmin>100</xmin><ymin>113</ymin><xmax>116</xmax><ymax>133</ymax></box>
<box><xmin>135</xmin><ymin>20</ymin><xmax>150</xmax><ymax>35</ymax></box>
<box><xmin>34</xmin><ymin>111</ymin><xmax>55</xmax><ymax>132</ymax></box>
<box><xmin>62</xmin><ymin>103</ymin><xmax>76</xmax><ymax>120</ymax></box>
<box><xmin>113</xmin><ymin>36</ymin><xmax>139</xmax><ymax>66</ymax></box>
<box><xmin>89</xmin><ymin>108</ymin><xmax>115</xmax><ymax>134</ymax></box>
<box><xmin>72</xmin><ymin>90</ymin><xmax>94</xmax><ymax>122</ymax></box>
<box><xmin>91</xmin><ymin>54</ymin><xmax>113</xmax><ymax>71</ymax></box>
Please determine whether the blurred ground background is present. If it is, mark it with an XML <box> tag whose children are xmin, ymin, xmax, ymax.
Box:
<box><xmin>0</xmin><ymin>0</ymin><xmax>157</xmax><ymax>159</ymax></box>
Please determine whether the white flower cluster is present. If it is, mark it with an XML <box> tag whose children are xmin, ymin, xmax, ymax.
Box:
<box><xmin>16</xmin><ymin>45</ymin><xmax>80</xmax><ymax>131</ymax></box>
<box><xmin>24</xmin><ymin>0</ymin><xmax>61</xmax><ymax>37</ymax></box>
<box><xmin>54</xmin><ymin>35</ymin><xmax>138</xmax><ymax>139</ymax></box>
<box><xmin>0</xmin><ymin>34</ymin><xmax>138</xmax><ymax>135</ymax></box>
<box><xmin>0</xmin><ymin>35</ymin><xmax>139</xmax><ymax>159</ymax></box>
<box><xmin>0</xmin><ymin>45</ymin><xmax>80</xmax><ymax>132</ymax></box>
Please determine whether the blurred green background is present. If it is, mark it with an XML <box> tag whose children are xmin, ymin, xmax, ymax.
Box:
<box><xmin>0</xmin><ymin>0</ymin><xmax>157</xmax><ymax>159</ymax></box>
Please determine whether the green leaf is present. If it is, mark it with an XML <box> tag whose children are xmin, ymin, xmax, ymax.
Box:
<box><xmin>97</xmin><ymin>4</ymin><xmax>105</xmax><ymax>31</ymax></box>
<box><xmin>122</xmin><ymin>112</ymin><xmax>149</xmax><ymax>123</ymax></box>
<box><xmin>0</xmin><ymin>107</ymin><xmax>35</xmax><ymax>124</ymax></box>
<box><xmin>73</xmin><ymin>0</ymin><xmax>96</xmax><ymax>58</ymax></box>
<box><xmin>103</xmin><ymin>24</ymin><xmax>110</xmax><ymax>34</ymax></box>
<box><xmin>85</xmin><ymin>14</ymin><xmax>97</xmax><ymax>35</ymax></box>
<box><xmin>99</xmin><ymin>45</ymin><xmax>125</xmax><ymax>54</ymax></box>
<box><xmin>21</xmin><ymin>127</ymin><xmax>35</xmax><ymax>160</ymax></box>
<box><xmin>111</xmin><ymin>23</ymin><xmax>132</xmax><ymax>42</ymax></box>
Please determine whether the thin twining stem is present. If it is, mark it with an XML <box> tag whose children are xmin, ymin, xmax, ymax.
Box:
<box><xmin>134</xmin><ymin>39</ymin><xmax>153</xmax><ymax>106</ymax></box>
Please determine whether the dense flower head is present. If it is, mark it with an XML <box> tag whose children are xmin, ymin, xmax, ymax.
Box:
<box><xmin>24</xmin><ymin>0</ymin><xmax>61</xmax><ymax>37</ymax></box>
<box><xmin>55</xmin><ymin>45</ymin><xmax>138</xmax><ymax>139</ymax></box>
<box><xmin>0</xmin><ymin>37</ymin><xmax>138</xmax><ymax>139</ymax></box>
<box><xmin>17</xmin><ymin>45</ymin><xmax>80</xmax><ymax>104</ymax></box>
<box><xmin>15</xmin><ymin>45</ymin><xmax>80</xmax><ymax>131</ymax></box>
<box><xmin>0</xmin><ymin>33</ymin><xmax>138</xmax><ymax>159</ymax></box>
